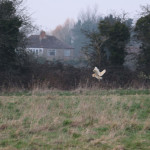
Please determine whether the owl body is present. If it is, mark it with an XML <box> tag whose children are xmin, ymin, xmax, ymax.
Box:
<box><xmin>92</xmin><ymin>67</ymin><xmax>106</xmax><ymax>80</ymax></box>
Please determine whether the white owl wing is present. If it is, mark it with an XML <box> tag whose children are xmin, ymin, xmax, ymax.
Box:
<box><xmin>99</xmin><ymin>69</ymin><xmax>106</xmax><ymax>77</ymax></box>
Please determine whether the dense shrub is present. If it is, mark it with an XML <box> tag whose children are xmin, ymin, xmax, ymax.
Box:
<box><xmin>0</xmin><ymin>60</ymin><xmax>150</xmax><ymax>91</ymax></box>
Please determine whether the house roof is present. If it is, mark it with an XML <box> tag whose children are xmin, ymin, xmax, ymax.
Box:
<box><xmin>27</xmin><ymin>35</ymin><xmax>74</xmax><ymax>49</ymax></box>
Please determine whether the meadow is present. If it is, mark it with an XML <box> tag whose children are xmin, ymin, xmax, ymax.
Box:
<box><xmin>0</xmin><ymin>89</ymin><xmax>150</xmax><ymax>150</ymax></box>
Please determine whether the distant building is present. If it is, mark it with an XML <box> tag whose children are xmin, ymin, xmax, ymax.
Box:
<box><xmin>124</xmin><ymin>31</ymin><xmax>141</xmax><ymax>71</ymax></box>
<box><xmin>26</xmin><ymin>31</ymin><xmax>74</xmax><ymax>61</ymax></box>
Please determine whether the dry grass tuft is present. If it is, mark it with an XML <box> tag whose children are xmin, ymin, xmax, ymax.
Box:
<box><xmin>113</xmin><ymin>145</ymin><xmax>125</xmax><ymax>150</ymax></box>
<box><xmin>0</xmin><ymin>124</ymin><xmax>8</xmax><ymax>131</ymax></box>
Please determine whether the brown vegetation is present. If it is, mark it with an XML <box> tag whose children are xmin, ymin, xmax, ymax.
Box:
<box><xmin>0</xmin><ymin>61</ymin><xmax>150</xmax><ymax>91</ymax></box>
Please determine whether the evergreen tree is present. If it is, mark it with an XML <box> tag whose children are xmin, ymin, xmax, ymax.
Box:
<box><xmin>0</xmin><ymin>0</ymin><xmax>33</xmax><ymax>72</ymax></box>
<box><xmin>82</xmin><ymin>14</ymin><xmax>130</xmax><ymax>67</ymax></box>
<box><xmin>99</xmin><ymin>15</ymin><xmax>130</xmax><ymax>66</ymax></box>
<box><xmin>135</xmin><ymin>13</ymin><xmax>150</xmax><ymax>73</ymax></box>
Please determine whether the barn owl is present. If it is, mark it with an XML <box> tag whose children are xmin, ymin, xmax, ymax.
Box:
<box><xmin>92</xmin><ymin>67</ymin><xmax>106</xmax><ymax>80</ymax></box>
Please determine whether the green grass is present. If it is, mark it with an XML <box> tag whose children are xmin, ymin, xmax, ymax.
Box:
<box><xmin>0</xmin><ymin>89</ymin><xmax>150</xmax><ymax>150</ymax></box>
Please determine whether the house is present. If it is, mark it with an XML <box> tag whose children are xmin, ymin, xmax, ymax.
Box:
<box><xmin>26</xmin><ymin>31</ymin><xmax>74</xmax><ymax>61</ymax></box>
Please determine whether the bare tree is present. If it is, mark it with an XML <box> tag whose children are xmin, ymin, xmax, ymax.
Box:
<box><xmin>51</xmin><ymin>18</ymin><xmax>74</xmax><ymax>45</ymax></box>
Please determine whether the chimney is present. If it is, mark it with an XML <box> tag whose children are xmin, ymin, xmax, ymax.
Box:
<box><xmin>39</xmin><ymin>30</ymin><xmax>46</xmax><ymax>40</ymax></box>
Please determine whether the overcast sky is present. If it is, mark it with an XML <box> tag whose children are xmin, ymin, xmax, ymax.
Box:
<box><xmin>25</xmin><ymin>0</ymin><xmax>150</xmax><ymax>31</ymax></box>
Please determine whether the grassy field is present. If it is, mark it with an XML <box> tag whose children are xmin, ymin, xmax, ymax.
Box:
<box><xmin>0</xmin><ymin>89</ymin><xmax>150</xmax><ymax>150</ymax></box>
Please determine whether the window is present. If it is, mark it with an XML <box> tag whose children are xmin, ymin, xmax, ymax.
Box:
<box><xmin>39</xmin><ymin>49</ymin><xmax>42</xmax><ymax>53</ymax></box>
<box><xmin>38</xmin><ymin>49</ymin><xmax>43</xmax><ymax>55</ymax></box>
<box><xmin>48</xmin><ymin>50</ymin><xmax>56</xmax><ymax>56</ymax></box>
<box><xmin>26</xmin><ymin>48</ymin><xmax>43</xmax><ymax>55</ymax></box>
<box><xmin>36</xmin><ymin>49</ymin><xmax>38</xmax><ymax>55</ymax></box>
<box><xmin>64</xmin><ymin>50</ymin><xmax>70</xmax><ymax>56</ymax></box>
<box><xmin>32</xmin><ymin>49</ymin><xmax>35</xmax><ymax>54</ymax></box>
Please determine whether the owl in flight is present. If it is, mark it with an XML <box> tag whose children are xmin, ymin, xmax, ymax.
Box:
<box><xmin>92</xmin><ymin>67</ymin><xmax>106</xmax><ymax>80</ymax></box>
